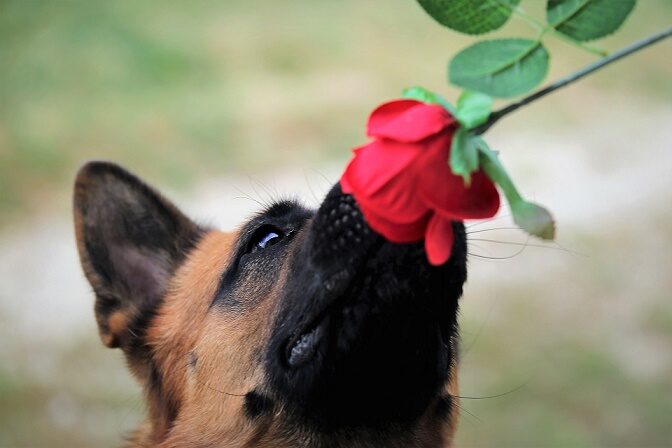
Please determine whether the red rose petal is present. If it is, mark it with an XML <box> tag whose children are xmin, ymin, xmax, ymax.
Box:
<box><xmin>353</xmin><ymin>178</ymin><xmax>429</xmax><ymax>224</ymax></box>
<box><xmin>424</xmin><ymin>214</ymin><xmax>455</xmax><ymax>266</ymax></box>
<box><xmin>367</xmin><ymin>100</ymin><xmax>453</xmax><ymax>143</ymax></box>
<box><xmin>423</xmin><ymin>170</ymin><xmax>500</xmax><ymax>220</ymax></box>
<box><xmin>417</xmin><ymin>135</ymin><xmax>500</xmax><ymax>220</ymax></box>
<box><xmin>340</xmin><ymin>173</ymin><xmax>353</xmax><ymax>193</ymax></box>
<box><xmin>361</xmin><ymin>207</ymin><xmax>429</xmax><ymax>243</ymax></box>
<box><xmin>341</xmin><ymin>140</ymin><xmax>420</xmax><ymax>197</ymax></box>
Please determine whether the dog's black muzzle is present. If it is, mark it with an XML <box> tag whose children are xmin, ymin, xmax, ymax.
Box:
<box><xmin>266</xmin><ymin>183</ymin><xmax>467</xmax><ymax>428</ymax></box>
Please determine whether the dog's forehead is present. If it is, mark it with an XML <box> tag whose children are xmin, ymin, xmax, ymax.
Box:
<box><xmin>149</xmin><ymin>230</ymin><xmax>237</xmax><ymax>338</ymax></box>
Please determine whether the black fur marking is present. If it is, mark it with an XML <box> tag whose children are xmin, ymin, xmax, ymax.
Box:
<box><xmin>188</xmin><ymin>351</ymin><xmax>198</xmax><ymax>370</ymax></box>
<box><xmin>244</xmin><ymin>391</ymin><xmax>274</xmax><ymax>420</ymax></box>
<box><xmin>125</xmin><ymin>306</ymin><xmax>160</xmax><ymax>359</ymax></box>
<box><xmin>148</xmin><ymin>363</ymin><xmax>179</xmax><ymax>430</ymax></box>
<box><xmin>93</xmin><ymin>293</ymin><xmax>123</xmax><ymax>325</ymax></box>
<box><xmin>265</xmin><ymin>183</ymin><xmax>467</xmax><ymax>429</ymax></box>
<box><xmin>211</xmin><ymin>200</ymin><xmax>312</xmax><ymax>310</ymax></box>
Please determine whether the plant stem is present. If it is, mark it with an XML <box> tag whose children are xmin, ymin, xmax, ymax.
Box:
<box><xmin>507</xmin><ymin>2</ymin><xmax>607</xmax><ymax>57</ymax></box>
<box><xmin>547</xmin><ymin>28</ymin><xmax>608</xmax><ymax>57</ymax></box>
<box><xmin>474</xmin><ymin>26</ymin><xmax>672</xmax><ymax>136</ymax></box>
<box><xmin>505</xmin><ymin>3</ymin><xmax>545</xmax><ymax>32</ymax></box>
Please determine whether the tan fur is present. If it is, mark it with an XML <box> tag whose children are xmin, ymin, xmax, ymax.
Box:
<box><xmin>444</xmin><ymin>363</ymin><xmax>460</xmax><ymax>446</ymax></box>
<box><xmin>106</xmin><ymin>311</ymin><xmax>130</xmax><ymax>346</ymax></box>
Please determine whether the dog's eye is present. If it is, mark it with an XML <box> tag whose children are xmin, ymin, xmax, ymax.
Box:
<box><xmin>249</xmin><ymin>226</ymin><xmax>284</xmax><ymax>253</ymax></box>
<box><xmin>258</xmin><ymin>231</ymin><xmax>281</xmax><ymax>249</ymax></box>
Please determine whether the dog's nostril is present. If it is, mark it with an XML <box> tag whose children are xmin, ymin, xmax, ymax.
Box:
<box><xmin>308</xmin><ymin>183</ymin><xmax>380</xmax><ymax>263</ymax></box>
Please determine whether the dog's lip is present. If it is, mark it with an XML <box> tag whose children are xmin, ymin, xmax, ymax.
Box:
<box><xmin>286</xmin><ymin>315</ymin><xmax>329</xmax><ymax>367</ymax></box>
<box><xmin>282</xmin><ymin>274</ymin><xmax>344</xmax><ymax>369</ymax></box>
<box><xmin>282</xmin><ymin>265</ymin><xmax>362</xmax><ymax>368</ymax></box>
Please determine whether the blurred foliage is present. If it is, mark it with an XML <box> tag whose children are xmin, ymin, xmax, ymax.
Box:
<box><xmin>1</xmin><ymin>0</ymin><xmax>671</xmax><ymax>227</ymax></box>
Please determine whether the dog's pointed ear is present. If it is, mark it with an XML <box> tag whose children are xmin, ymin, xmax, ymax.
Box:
<box><xmin>73</xmin><ymin>161</ymin><xmax>203</xmax><ymax>352</ymax></box>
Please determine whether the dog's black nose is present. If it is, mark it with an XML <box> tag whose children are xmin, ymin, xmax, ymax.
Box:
<box><xmin>307</xmin><ymin>183</ymin><xmax>381</xmax><ymax>270</ymax></box>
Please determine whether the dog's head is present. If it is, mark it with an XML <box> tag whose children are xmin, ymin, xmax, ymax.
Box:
<box><xmin>74</xmin><ymin>161</ymin><xmax>467</xmax><ymax>447</ymax></box>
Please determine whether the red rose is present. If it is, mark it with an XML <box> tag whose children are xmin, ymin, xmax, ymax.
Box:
<box><xmin>341</xmin><ymin>99</ymin><xmax>500</xmax><ymax>265</ymax></box>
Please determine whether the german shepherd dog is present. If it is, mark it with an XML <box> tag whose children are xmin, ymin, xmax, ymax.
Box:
<box><xmin>73</xmin><ymin>161</ymin><xmax>466</xmax><ymax>447</ymax></box>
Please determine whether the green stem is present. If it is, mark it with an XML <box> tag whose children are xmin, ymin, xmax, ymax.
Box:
<box><xmin>506</xmin><ymin>3</ymin><xmax>548</xmax><ymax>34</ymax></box>
<box><xmin>506</xmin><ymin>2</ymin><xmax>608</xmax><ymax>57</ymax></box>
<box><xmin>474</xmin><ymin>26</ymin><xmax>672</xmax><ymax>135</ymax></box>
<box><xmin>547</xmin><ymin>28</ymin><xmax>608</xmax><ymax>57</ymax></box>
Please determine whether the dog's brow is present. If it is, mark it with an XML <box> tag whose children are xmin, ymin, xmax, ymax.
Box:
<box><xmin>238</xmin><ymin>200</ymin><xmax>312</xmax><ymax>247</ymax></box>
<box><xmin>258</xmin><ymin>199</ymin><xmax>304</xmax><ymax>219</ymax></box>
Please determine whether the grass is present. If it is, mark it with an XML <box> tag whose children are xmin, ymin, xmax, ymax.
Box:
<box><xmin>457</xmin><ymin>208</ymin><xmax>672</xmax><ymax>447</ymax></box>
<box><xmin>0</xmin><ymin>337</ymin><xmax>142</xmax><ymax>448</ymax></box>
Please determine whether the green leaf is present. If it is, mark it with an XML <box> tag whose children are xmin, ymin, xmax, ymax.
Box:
<box><xmin>449</xmin><ymin>39</ymin><xmax>550</xmax><ymax>98</ymax></box>
<box><xmin>477</xmin><ymin>139</ymin><xmax>555</xmax><ymax>239</ymax></box>
<box><xmin>417</xmin><ymin>0</ymin><xmax>521</xmax><ymax>35</ymax></box>
<box><xmin>547</xmin><ymin>0</ymin><xmax>636</xmax><ymax>42</ymax></box>
<box><xmin>450</xmin><ymin>128</ymin><xmax>479</xmax><ymax>184</ymax></box>
<box><xmin>402</xmin><ymin>86</ymin><xmax>456</xmax><ymax>114</ymax></box>
<box><xmin>455</xmin><ymin>90</ymin><xmax>493</xmax><ymax>129</ymax></box>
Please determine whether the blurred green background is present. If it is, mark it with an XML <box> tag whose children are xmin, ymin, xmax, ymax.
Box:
<box><xmin>1</xmin><ymin>1</ymin><xmax>671</xmax><ymax>447</ymax></box>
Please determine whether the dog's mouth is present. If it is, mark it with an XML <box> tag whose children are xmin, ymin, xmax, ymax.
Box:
<box><xmin>284</xmin><ymin>288</ymin><xmax>370</xmax><ymax>369</ymax></box>
<box><xmin>286</xmin><ymin>323</ymin><xmax>324</xmax><ymax>367</ymax></box>
<box><xmin>285</xmin><ymin>312</ymin><xmax>335</xmax><ymax>369</ymax></box>
<box><xmin>283</xmin><ymin>278</ymin><xmax>454</xmax><ymax>371</ymax></box>
<box><xmin>283</xmin><ymin>250</ymin><xmax>380</xmax><ymax>368</ymax></box>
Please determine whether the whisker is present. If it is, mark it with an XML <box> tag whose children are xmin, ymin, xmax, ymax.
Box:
<box><xmin>466</xmin><ymin>214</ymin><xmax>511</xmax><ymax>229</ymax></box>
<box><xmin>303</xmin><ymin>170</ymin><xmax>324</xmax><ymax>207</ymax></box>
<box><xmin>202</xmin><ymin>383</ymin><xmax>247</xmax><ymax>397</ymax></box>
<box><xmin>461</xmin><ymin>305</ymin><xmax>494</xmax><ymax>357</ymax></box>
<box><xmin>232</xmin><ymin>192</ymin><xmax>267</xmax><ymax>209</ymax></box>
<box><xmin>468</xmin><ymin>233</ymin><xmax>586</xmax><ymax>258</ymax></box>
<box><xmin>450</xmin><ymin>382</ymin><xmax>528</xmax><ymax>400</ymax></box>
<box><xmin>468</xmin><ymin>251</ymin><xmax>525</xmax><ymax>260</ymax></box>
<box><xmin>253</xmin><ymin>176</ymin><xmax>278</xmax><ymax>201</ymax></box>
<box><xmin>466</xmin><ymin>241</ymin><xmax>493</xmax><ymax>256</ymax></box>
<box><xmin>467</xmin><ymin>226</ymin><xmax>521</xmax><ymax>235</ymax></box>
<box><xmin>186</xmin><ymin>363</ymin><xmax>247</xmax><ymax>397</ymax></box>
<box><xmin>235</xmin><ymin>183</ymin><xmax>272</xmax><ymax>209</ymax></box>
<box><xmin>247</xmin><ymin>177</ymin><xmax>275</xmax><ymax>208</ymax></box>
<box><xmin>468</xmin><ymin>238</ymin><xmax>573</xmax><ymax>253</ymax></box>
<box><xmin>468</xmin><ymin>241</ymin><xmax>528</xmax><ymax>260</ymax></box>
<box><xmin>118</xmin><ymin>394</ymin><xmax>144</xmax><ymax>433</ymax></box>
<box><xmin>454</xmin><ymin>402</ymin><xmax>482</xmax><ymax>423</ymax></box>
